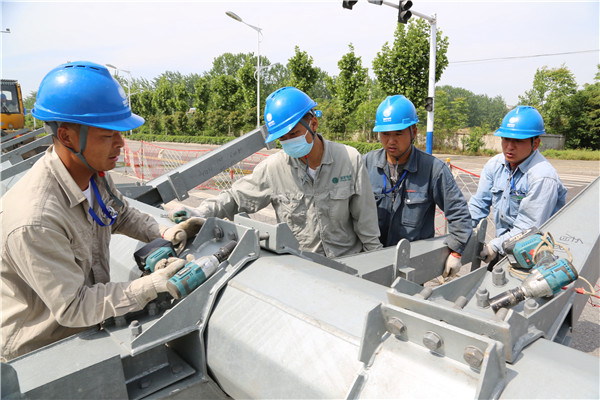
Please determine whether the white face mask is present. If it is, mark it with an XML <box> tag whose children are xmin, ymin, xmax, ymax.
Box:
<box><xmin>280</xmin><ymin>130</ymin><xmax>314</xmax><ymax>158</ymax></box>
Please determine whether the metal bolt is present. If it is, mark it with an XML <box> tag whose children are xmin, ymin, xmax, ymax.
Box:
<box><xmin>130</xmin><ymin>320</ymin><xmax>142</xmax><ymax>339</ymax></box>
<box><xmin>463</xmin><ymin>345</ymin><xmax>484</xmax><ymax>369</ymax></box>
<box><xmin>171</xmin><ymin>364</ymin><xmax>183</xmax><ymax>374</ymax></box>
<box><xmin>416</xmin><ymin>287</ymin><xmax>433</xmax><ymax>300</ymax></box>
<box><xmin>476</xmin><ymin>288</ymin><xmax>490</xmax><ymax>308</ymax></box>
<box><xmin>212</xmin><ymin>226</ymin><xmax>224</xmax><ymax>239</ymax></box>
<box><xmin>227</xmin><ymin>232</ymin><xmax>237</xmax><ymax>241</ymax></box>
<box><xmin>138</xmin><ymin>377</ymin><xmax>151</xmax><ymax>389</ymax></box>
<box><xmin>524</xmin><ymin>298</ymin><xmax>539</xmax><ymax>316</ymax></box>
<box><xmin>495</xmin><ymin>307</ymin><xmax>509</xmax><ymax>321</ymax></box>
<box><xmin>423</xmin><ymin>331</ymin><xmax>443</xmax><ymax>351</ymax></box>
<box><xmin>453</xmin><ymin>295</ymin><xmax>468</xmax><ymax>309</ymax></box>
<box><xmin>492</xmin><ymin>266</ymin><xmax>506</xmax><ymax>287</ymax></box>
<box><xmin>386</xmin><ymin>317</ymin><xmax>407</xmax><ymax>336</ymax></box>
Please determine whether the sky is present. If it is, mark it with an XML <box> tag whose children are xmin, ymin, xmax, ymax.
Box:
<box><xmin>1</xmin><ymin>0</ymin><xmax>599</xmax><ymax>107</ymax></box>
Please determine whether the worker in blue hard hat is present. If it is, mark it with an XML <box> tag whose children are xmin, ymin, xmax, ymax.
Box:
<box><xmin>469</xmin><ymin>106</ymin><xmax>567</xmax><ymax>268</ymax></box>
<box><xmin>362</xmin><ymin>95</ymin><xmax>472</xmax><ymax>279</ymax></box>
<box><xmin>0</xmin><ymin>61</ymin><xmax>196</xmax><ymax>360</ymax></box>
<box><xmin>169</xmin><ymin>86</ymin><xmax>382</xmax><ymax>257</ymax></box>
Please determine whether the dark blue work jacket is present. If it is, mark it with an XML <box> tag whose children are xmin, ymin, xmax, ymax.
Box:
<box><xmin>362</xmin><ymin>146</ymin><xmax>472</xmax><ymax>253</ymax></box>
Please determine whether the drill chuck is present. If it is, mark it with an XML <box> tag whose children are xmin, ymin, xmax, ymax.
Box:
<box><xmin>490</xmin><ymin>288</ymin><xmax>526</xmax><ymax>312</ymax></box>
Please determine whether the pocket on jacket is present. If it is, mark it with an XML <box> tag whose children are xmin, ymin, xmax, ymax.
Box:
<box><xmin>327</xmin><ymin>184</ymin><xmax>354</xmax><ymax>221</ymax></box>
<box><xmin>401</xmin><ymin>191</ymin><xmax>429</xmax><ymax>227</ymax></box>
<box><xmin>490</xmin><ymin>186</ymin><xmax>503</xmax><ymax>208</ymax></box>
<box><xmin>273</xmin><ymin>193</ymin><xmax>307</xmax><ymax>228</ymax></box>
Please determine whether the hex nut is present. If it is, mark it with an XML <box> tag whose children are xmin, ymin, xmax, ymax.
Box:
<box><xmin>423</xmin><ymin>331</ymin><xmax>443</xmax><ymax>351</ymax></box>
<box><xmin>386</xmin><ymin>318</ymin><xmax>407</xmax><ymax>336</ymax></box>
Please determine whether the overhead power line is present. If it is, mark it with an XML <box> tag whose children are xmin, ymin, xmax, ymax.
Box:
<box><xmin>450</xmin><ymin>49</ymin><xmax>599</xmax><ymax>64</ymax></box>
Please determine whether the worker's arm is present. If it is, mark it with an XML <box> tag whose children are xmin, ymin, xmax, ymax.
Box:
<box><xmin>350</xmin><ymin>155</ymin><xmax>383</xmax><ymax>252</ymax></box>
<box><xmin>488</xmin><ymin>176</ymin><xmax>563</xmax><ymax>253</ymax></box>
<box><xmin>468</xmin><ymin>161</ymin><xmax>495</xmax><ymax>228</ymax></box>
<box><xmin>196</xmin><ymin>159</ymin><xmax>274</xmax><ymax>220</ymax></box>
<box><xmin>4</xmin><ymin>226</ymin><xmax>171</xmax><ymax>328</ymax></box>
<box><xmin>432</xmin><ymin>163</ymin><xmax>472</xmax><ymax>254</ymax></box>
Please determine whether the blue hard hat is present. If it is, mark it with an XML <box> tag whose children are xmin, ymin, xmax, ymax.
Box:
<box><xmin>32</xmin><ymin>61</ymin><xmax>143</xmax><ymax>131</ymax></box>
<box><xmin>495</xmin><ymin>106</ymin><xmax>545</xmax><ymax>139</ymax></box>
<box><xmin>264</xmin><ymin>87</ymin><xmax>317</xmax><ymax>143</ymax></box>
<box><xmin>373</xmin><ymin>95</ymin><xmax>419</xmax><ymax>132</ymax></box>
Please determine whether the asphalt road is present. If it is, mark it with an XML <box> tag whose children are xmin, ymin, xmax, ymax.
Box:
<box><xmin>113</xmin><ymin>140</ymin><xmax>600</xmax><ymax>357</ymax></box>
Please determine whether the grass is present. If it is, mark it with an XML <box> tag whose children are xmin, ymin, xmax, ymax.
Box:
<box><xmin>541</xmin><ymin>149</ymin><xmax>600</xmax><ymax>161</ymax></box>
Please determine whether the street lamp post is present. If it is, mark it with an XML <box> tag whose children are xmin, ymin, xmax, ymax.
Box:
<box><xmin>106</xmin><ymin>64</ymin><xmax>133</xmax><ymax>134</ymax></box>
<box><xmin>226</xmin><ymin>11</ymin><xmax>262</xmax><ymax>129</ymax></box>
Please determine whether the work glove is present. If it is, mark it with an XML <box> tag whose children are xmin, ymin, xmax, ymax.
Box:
<box><xmin>167</xmin><ymin>206</ymin><xmax>202</xmax><ymax>223</ymax></box>
<box><xmin>161</xmin><ymin>217</ymin><xmax>206</xmax><ymax>254</ymax></box>
<box><xmin>151</xmin><ymin>257</ymin><xmax>187</xmax><ymax>298</ymax></box>
<box><xmin>480</xmin><ymin>243</ymin><xmax>497</xmax><ymax>264</ymax></box>
<box><xmin>128</xmin><ymin>257</ymin><xmax>187</xmax><ymax>305</ymax></box>
<box><xmin>443</xmin><ymin>252</ymin><xmax>462</xmax><ymax>279</ymax></box>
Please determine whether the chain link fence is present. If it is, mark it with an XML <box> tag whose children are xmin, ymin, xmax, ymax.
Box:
<box><xmin>121</xmin><ymin>141</ymin><xmax>494</xmax><ymax>238</ymax></box>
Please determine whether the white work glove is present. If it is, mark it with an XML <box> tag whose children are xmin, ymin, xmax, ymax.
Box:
<box><xmin>167</xmin><ymin>206</ymin><xmax>203</xmax><ymax>223</ymax></box>
<box><xmin>480</xmin><ymin>243</ymin><xmax>497</xmax><ymax>264</ymax></box>
<box><xmin>443</xmin><ymin>252</ymin><xmax>463</xmax><ymax>279</ymax></box>
<box><xmin>151</xmin><ymin>257</ymin><xmax>187</xmax><ymax>297</ymax></box>
<box><xmin>128</xmin><ymin>257</ymin><xmax>187</xmax><ymax>305</ymax></box>
<box><xmin>161</xmin><ymin>217</ymin><xmax>206</xmax><ymax>254</ymax></box>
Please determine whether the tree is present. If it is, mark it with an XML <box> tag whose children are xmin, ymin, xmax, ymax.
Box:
<box><xmin>193</xmin><ymin>76</ymin><xmax>211</xmax><ymax>114</ymax></box>
<box><xmin>209</xmin><ymin>75</ymin><xmax>243</xmax><ymax>113</ymax></box>
<box><xmin>332</xmin><ymin>44</ymin><xmax>368</xmax><ymax>114</ymax></box>
<box><xmin>437</xmin><ymin>85</ymin><xmax>506</xmax><ymax>128</ymax></box>
<box><xmin>287</xmin><ymin>46</ymin><xmax>319</xmax><ymax>94</ymax></box>
<box><xmin>518</xmin><ymin>65</ymin><xmax>577</xmax><ymax>136</ymax></box>
<box><xmin>262</xmin><ymin>62</ymin><xmax>290</xmax><ymax>96</ymax></box>
<box><xmin>372</xmin><ymin>19</ymin><xmax>449</xmax><ymax>108</ymax></box>
<box><xmin>173</xmin><ymin>82</ymin><xmax>190</xmax><ymax>113</ymax></box>
<box><xmin>563</xmin><ymin>65</ymin><xmax>600</xmax><ymax>149</ymax></box>
<box><xmin>153</xmin><ymin>76</ymin><xmax>175</xmax><ymax>115</ymax></box>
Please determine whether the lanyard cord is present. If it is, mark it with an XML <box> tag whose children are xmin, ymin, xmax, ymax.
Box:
<box><xmin>382</xmin><ymin>170</ymin><xmax>408</xmax><ymax>194</ymax></box>
<box><xmin>88</xmin><ymin>178</ymin><xmax>117</xmax><ymax>226</ymax></box>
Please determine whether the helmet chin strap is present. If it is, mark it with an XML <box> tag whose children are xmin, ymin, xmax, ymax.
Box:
<box><xmin>393</xmin><ymin>125</ymin><xmax>415</xmax><ymax>162</ymax></box>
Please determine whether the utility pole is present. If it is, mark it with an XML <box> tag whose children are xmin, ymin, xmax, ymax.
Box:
<box><xmin>344</xmin><ymin>1</ymin><xmax>438</xmax><ymax>154</ymax></box>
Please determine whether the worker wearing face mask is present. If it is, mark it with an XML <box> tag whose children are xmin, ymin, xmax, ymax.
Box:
<box><xmin>169</xmin><ymin>86</ymin><xmax>382</xmax><ymax>257</ymax></box>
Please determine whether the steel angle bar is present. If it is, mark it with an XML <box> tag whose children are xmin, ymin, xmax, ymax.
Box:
<box><xmin>1</xmin><ymin>134</ymin><xmax>52</xmax><ymax>165</ymax></box>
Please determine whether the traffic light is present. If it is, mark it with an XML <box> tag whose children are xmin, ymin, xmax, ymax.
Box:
<box><xmin>342</xmin><ymin>0</ymin><xmax>359</xmax><ymax>9</ymax></box>
<box><xmin>398</xmin><ymin>0</ymin><xmax>413</xmax><ymax>24</ymax></box>
<box><xmin>425</xmin><ymin>97</ymin><xmax>434</xmax><ymax>112</ymax></box>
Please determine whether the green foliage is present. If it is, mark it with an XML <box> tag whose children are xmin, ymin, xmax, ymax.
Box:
<box><xmin>372</xmin><ymin>19</ymin><xmax>449</xmax><ymax>107</ymax></box>
<box><xmin>562</xmin><ymin>67</ymin><xmax>600</xmax><ymax>150</ymax></box>
<box><xmin>331</xmin><ymin>44</ymin><xmax>368</xmax><ymax>114</ymax></box>
<box><xmin>287</xmin><ymin>46</ymin><xmax>319</xmax><ymax>94</ymax></box>
<box><xmin>128</xmin><ymin>133</ymin><xmax>236</xmax><ymax>145</ymax></box>
<box><xmin>153</xmin><ymin>76</ymin><xmax>175</xmax><ymax>115</ymax></box>
<box><xmin>542</xmin><ymin>148</ymin><xmax>600</xmax><ymax>160</ymax></box>
<box><xmin>210</xmin><ymin>75</ymin><xmax>243</xmax><ymax>113</ymax></box>
<box><xmin>437</xmin><ymin>85</ymin><xmax>506</xmax><ymax>128</ymax></box>
<box><xmin>461</xmin><ymin>125</ymin><xmax>487</xmax><ymax>154</ymax></box>
<box><xmin>518</xmin><ymin>64</ymin><xmax>577</xmax><ymax>136</ymax></box>
<box><xmin>339</xmin><ymin>141</ymin><xmax>382</xmax><ymax>155</ymax></box>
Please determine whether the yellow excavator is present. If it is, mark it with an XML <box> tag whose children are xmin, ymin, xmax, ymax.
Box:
<box><xmin>1</xmin><ymin>79</ymin><xmax>26</xmax><ymax>133</ymax></box>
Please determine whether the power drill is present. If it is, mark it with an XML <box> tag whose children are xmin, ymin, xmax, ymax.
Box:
<box><xmin>166</xmin><ymin>240</ymin><xmax>237</xmax><ymax>299</ymax></box>
<box><xmin>134</xmin><ymin>238</ymin><xmax>176</xmax><ymax>274</ymax></box>
<box><xmin>502</xmin><ymin>227</ymin><xmax>554</xmax><ymax>269</ymax></box>
<box><xmin>490</xmin><ymin>258</ymin><xmax>578</xmax><ymax>312</ymax></box>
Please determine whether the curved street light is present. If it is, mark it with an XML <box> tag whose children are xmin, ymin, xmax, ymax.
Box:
<box><xmin>106</xmin><ymin>63</ymin><xmax>133</xmax><ymax>134</ymax></box>
<box><xmin>226</xmin><ymin>11</ymin><xmax>263</xmax><ymax>129</ymax></box>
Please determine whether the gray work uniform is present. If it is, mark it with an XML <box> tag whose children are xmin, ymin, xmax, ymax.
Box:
<box><xmin>1</xmin><ymin>146</ymin><xmax>161</xmax><ymax>360</ymax></box>
<box><xmin>196</xmin><ymin>136</ymin><xmax>382</xmax><ymax>257</ymax></box>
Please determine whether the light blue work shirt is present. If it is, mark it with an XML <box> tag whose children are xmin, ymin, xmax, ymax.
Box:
<box><xmin>468</xmin><ymin>150</ymin><xmax>567</xmax><ymax>253</ymax></box>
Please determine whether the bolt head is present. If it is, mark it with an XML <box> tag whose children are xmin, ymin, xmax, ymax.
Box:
<box><xmin>423</xmin><ymin>331</ymin><xmax>443</xmax><ymax>351</ymax></box>
<box><xmin>463</xmin><ymin>345</ymin><xmax>484</xmax><ymax>369</ymax></box>
<box><xmin>386</xmin><ymin>317</ymin><xmax>407</xmax><ymax>336</ymax></box>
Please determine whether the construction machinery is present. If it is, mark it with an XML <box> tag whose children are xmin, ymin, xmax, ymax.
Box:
<box><xmin>1</xmin><ymin>127</ymin><xmax>598</xmax><ymax>399</ymax></box>
<box><xmin>1</xmin><ymin>79</ymin><xmax>26</xmax><ymax>134</ymax></box>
